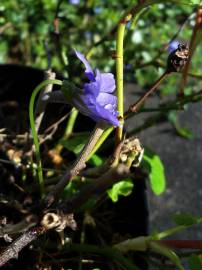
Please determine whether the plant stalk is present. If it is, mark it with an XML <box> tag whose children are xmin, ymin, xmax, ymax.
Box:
<box><xmin>45</xmin><ymin>121</ymin><xmax>107</xmax><ymax>207</ymax></box>
<box><xmin>29</xmin><ymin>79</ymin><xmax>63</xmax><ymax>196</ymax></box>
<box><xmin>116</xmin><ymin>15</ymin><xmax>131</xmax><ymax>143</ymax></box>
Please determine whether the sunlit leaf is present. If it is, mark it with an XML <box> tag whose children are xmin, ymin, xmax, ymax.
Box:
<box><xmin>89</xmin><ymin>154</ymin><xmax>103</xmax><ymax>166</ymax></box>
<box><xmin>107</xmin><ymin>179</ymin><xmax>134</xmax><ymax>202</ymax></box>
<box><xmin>143</xmin><ymin>148</ymin><xmax>166</xmax><ymax>195</ymax></box>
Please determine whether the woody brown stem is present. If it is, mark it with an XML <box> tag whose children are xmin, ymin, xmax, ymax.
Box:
<box><xmin>124</xmin><ymin>71</ymin><xmax>169</xmax><ymax>119</ymax></box>
<box><xmin>0</xmin><ymin>227</ymin><xmax>45</xmax><ymax>268</ymax></box>
<box><xmin>44</xmin><ymin>121</ymin><xmax>106</xmax><ymax>208</ymax></box>
<box><xmin>179</xmin><ymin>9</ymin><xmax>202</xmax><ymax>97</ymax></box>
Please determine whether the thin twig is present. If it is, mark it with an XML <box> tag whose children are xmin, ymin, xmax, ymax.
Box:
<box><xmin>124</xmin><ymin>71</ymin><xmax>169</xmax><ymax>118</ymax></box>
<box><xmin>0</xmin><ymin>215</ymin><xmax>38</xmax><ymax>237</ymax></box>
<box><xmin>39</xmin><ymin>112</ymin><xmax>70</xmax><ymax>145</ymax></box>
<box><xmin>0</xmin><ymin>226</ymin><xmax>45</xmax><ymax>268</ymax></box>
<box><xmin>0</xmin><ymin>22</ymin><xmax>12</xmax><ymax>34</ymax></box>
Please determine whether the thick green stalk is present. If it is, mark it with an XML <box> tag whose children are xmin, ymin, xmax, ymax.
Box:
<box><xmin>116</xmin><ymin>22</ymin><xmax>125</xmax><ymax>118</ymax></box>
<box><xmin>29</xmin><ymin>79</ymin><xmax>63</xmax><ymax>196</ymax></box>
<box><xmin>116</xmin><ymin>16</ymin><xmax>130</xmax><ymax>142</ymax></box>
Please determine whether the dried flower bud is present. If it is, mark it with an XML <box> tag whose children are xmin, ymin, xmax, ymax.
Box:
<box><xmin>41</xmin><ymin>212</ymin><xmax>77</xmax><ymax>231</ymax></box>
<box><xmin>167</xmin><ymin>43</ymin><xmax>189</xmax><ymax>73</ymax></box>
<box><xmin>120</xmin><ymin>137</ymin><xmax>144</xmax><ymax>168</ymax></box>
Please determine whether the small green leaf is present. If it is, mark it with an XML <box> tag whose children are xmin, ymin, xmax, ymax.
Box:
<box><xmin>59</xmin><ymin>132</ymin><xmax>89</xmax><ymax>154</ymax></box>
<box><xmin>143</xmin><ymin>148</ymin><xmax>166</xmax><ymax>195</ymax></box>
<box><xmin>172</xmin><ymin>213</ymin><xmax>199</xmax><ymax>226</ymax></box>
<box><xmin>62</xmin><ymin>179</ymin><xmax>81</xmax><ymax>198</ymax></box>
<box><xmin>60</xmin><ymin>133</ymin><xmax>103</xmax><ymax>165</ymax></box>
<box><xmin>168</xmin><ymin>112</ymin><xmax>194</xmax><ymax>139</ymax></box>
<box><xmin>89</xmin><ymin>154</ymin><xmax>103</xmax><ymax>167</ymax></box>
<box><xmin>107</xmin><ymin>179</ymin><xmax>134</xmax><ymax>202</ymax></box>
<box><xmin>168</xmin><ymin>111</ymin><xmax>177</xmax><ymax>124</ymax></box>
<box><xmin>188</xmin><ymin>254</ymin><xmax>202</xmax><ymax>270</ymax></box>
<box><xmin>175</xmin><ymin>126</ymin><xmax>193</xmax><ymax>139</ymax></box>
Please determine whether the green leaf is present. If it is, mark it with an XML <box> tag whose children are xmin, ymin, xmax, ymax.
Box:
<box><xmin>168</xmin><ymin>112</ymin><xmax>194</xmax><ymax>139</ymax></box>
<box><xmin>59</xmin><ymin>132</ymin><xmax>89</xmax><ymax>155</ymax></box>
<box><xmin>89</xmin><ymin>154</ymin><xmax>103</xmax><ymax>167</ymax></box>
<box><xmin>143</xmin><ymin>148</ymin><xmax>166</xmax><ymax>195</ymax></box>
<box><xmin>59</xmin><ymin>133</ymin><xmax>104</xmax><ymax>166</ymax></box>
<box><xmin>175</xmin><ymin>126</ymin><xmax>193</xmax><ymax>139</ymax></box>
<box><xmin>188</xmin><ymin>254</ymin><xmax>202</xmax><ymax>270</ymax></box>
<box><xmin>107</xmin><ymin>179</ymin><xmax>134</xmax><ymax>202</ymax></box>
<box><xmin>172</xmin><ymin>213</ymin><xmax>199</xmax><ymax>226</ymax></box>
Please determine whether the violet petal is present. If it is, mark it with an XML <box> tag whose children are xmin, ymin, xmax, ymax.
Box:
<box><xmin>74</xmin><ymin>50</ymin><xmax>95</xmax><ymax>81</ymax></box>
<box><xmin>98</xmin><ymin>72</ymin><xmax>116</xmax><ymax>93</ymax></box>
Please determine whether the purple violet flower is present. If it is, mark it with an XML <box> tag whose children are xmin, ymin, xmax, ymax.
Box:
<box><xmin>167</xmin><ymin>40</ymin><xmax>180</xmax><ymax>54</ymax></box>
<box><xmin>63</xmin><ymin>50</ymin><xmax>119</xmax><ymax>126</ymax></box>
<box><xmin>69</xmin><ymin>0</ymin><xmax>80</xmax><ymax>5</ymax></box>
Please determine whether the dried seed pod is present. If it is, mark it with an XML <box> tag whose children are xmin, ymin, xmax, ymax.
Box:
<box><xmin>120</xmin><ymin>137</ymin><xmax>144</xmax><ymax>168</ymax></box>
<box><xmin>167</xmin><ymin>43</ymin><xmax>189</xmax><ymax>73</ymax></box>
<box><xmin>41</xmin><ymin>212</ymin><xmax>77</xmax><ymax>231</ymax></box>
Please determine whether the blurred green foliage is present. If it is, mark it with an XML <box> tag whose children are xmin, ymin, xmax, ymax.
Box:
<box><xmin>0</xmin><ymin>0</ymin><xmax>201</xmax><ymax>99</ymax></box>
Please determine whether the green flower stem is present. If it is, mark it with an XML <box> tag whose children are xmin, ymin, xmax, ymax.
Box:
<box><xmin>55</xmin><ymin>108</ymin><xmax>78</xmax><ymax>154</ymax></box>
<box><xmin>64</xmin><ymin>243</ymin><xmax>140</xmax><ymax>270</ymax></box>
<box><xmin>116</xmin><ymin>15</ymin><xmax>131</xmax><ymax>142</ymax></box>
<box><xmin>116</xmin><ymin>22</ymin><xmax>125</xmax><ymax>117</ymax></box>
<box><xmin>64</xmin><ymin>108</ymin><xmax>78</xmax><ymax>138</ymax></box>
<box><xmin>114</xmin><ymin>235</ymin><xmax>184</xmax><ymax>269</ymax></box>
<box><xmin>29</xmin><ymin>79</ymin><xmax>63</xmax><ymax>196</ymax></box>
<box><xmin>155</xmin><ymin>225</ymin><xmax>187</xmax><ymax>240</ymax></box>
<box><xmin>155</xmin><ymin>218</ymin><xmax>202</xmax><ymax>240</ymax></box>
<box><xmin>149</xmin><ymin>242</ymin><xmax>185</xmax><ymax>270</ymax></box>
<box><xmin>87</xmin><ymin>126</ymin><xmax>114</xmax><ymax>161</ymax></box>
<box><xmin>34</xmin><ymin>70</ymin><xmax>56</xmax><ymax>132</ymax></box>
